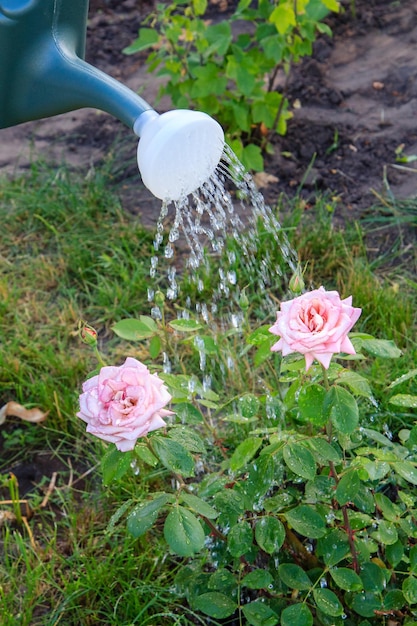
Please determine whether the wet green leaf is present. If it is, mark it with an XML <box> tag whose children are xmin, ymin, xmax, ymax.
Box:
<box><xmin>112</xmin><ymin>316</ymin><xmax>157</xmax><ymax>340</ymax></box>
<box><xmin>172</xmin><ymin>402</ymin><xmax>204</xmax><ymax>424</ymax></box>
<box><xmin>255</xmin><ymin>516</ymin><xmax>285</xmax><ymax>554</ymax></box>
<box><xmin>280</xmin><ymin>603</ymin><xmax>313</xmax><ymax>626</ymax></box>
<box><xmin>389</xmin><ymin>394</ymin><xmax>417</xmax><ymax>408</ymax></box>
<box><xmin>371</xmin><ymin>520</ymin><xmax>398</xmax><ymax>545</ymax></box>
<box><xmin>101</xmin><ymin>447</ymin><xmax>132</xmax><ymax>486</ymax></box>
<box><xmin>193</xmin><ymin>592</ymin><xmax>237</xmax><ymax>618</ymax></box>
<box><xmin>278</xmin><ymin>563</ymin><xmax>312</xmax><ymax>590</ymax></box>
<box><xmin>313</xmin><ymin>588</ymin><xmax>344</xmax><ymax>617</ymax></box>
<box><xmin>168</xmin><ymin>426</ymin><xmax>206</xmax><ymax>453</ymax></box>
<box><xmin>227</xmin><ymin>521</ymin><xmax>253</xmax><ymax>557</ymax></box>
<box><xmin>152</xmin><ymin>436</ymin><xmax>195</xmax><ymax>477</ymax></box>
<box><xmin>325</xmin><ymin>386</ymin><xmax>359</xmax><ymax>435</ymax></box>
<box><xmin>169</xmin><ymin>319</ymin><xmax>203</xmax><ymax>332</ymax></box>
<box><xmin>298</xmin><ymin>383</ymin><xmax>326</xmax><ymax>425</ymax></box>
<box><xmin>285</xmin><ymin>505</ymin><xmax>326</xmax><ymax>538</ymax></box>
<box><xmin>392</xmin><ymin>461</ymin><xmax>417</xmax><ymax>485</ymax></box>
<box><xmin>283</xmin><ymin>441</ymin><xmax>316</xmax><ymax>480</ymax></box>
<box><xmin>336</xmin><ymin>469</ymin><xmax>360</xmax><ymax>505</ymax></box>
<box><xmin>230</xmin><ymin>437</ymin><xmax>263</xmax><ymax>471</ymax></box>
<box><xmin>180</xmin><ymin>492</ymin><xmax>218</xmax><ymax>519</ymax></box>
<box><xmin>242</xmin><ymin>569</ymin><xmax>274</xmax><ymax>590</ymax></box>
<box><xmin>330</xmin><ymin>567</ymin><xmax>363</xmax><ymax>591</ymax></box>
<box><xmin>242</xmin><ymin>600</ymin><xmax>279</xmax><ymax>626</ymax></box>
<box><xmin>403</xmin><ymin>577</ymin><xmax>417</xmax><ymax>605</ymax></box>
<box><xmin>349</xmin><ymin>592</ymin><xmax>382</xmax><ymax>617</ymax></box>
<box><xmin>127</xmin><ymin>494</ymin><xmax>171</xmax><ymax>538</ymax></box>
<box><xmin>164</xmin><ymin>506</ymin><xmax>205</xmax><ymax>556</ymax></box>
<box><xmin>362</xmin><ymin>338</ymin><xmax>402</xmax><ymax>358</ymax></box>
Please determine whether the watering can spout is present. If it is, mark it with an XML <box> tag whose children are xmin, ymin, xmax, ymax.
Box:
<box><xmin>0</xmin><ymin>0</ymin><xmax>225</xmax><ymax>202</ymax></box>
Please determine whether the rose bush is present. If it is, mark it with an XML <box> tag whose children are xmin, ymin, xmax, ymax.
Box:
<box><xmin>77</xmin><ymin>357</ymin><xmax>172</xmax><ymax>451</ymax></box>
<box><xmin>269</xmin><ymin>286</ymin><xmax>362</xmax><ymax>370</ymax></box>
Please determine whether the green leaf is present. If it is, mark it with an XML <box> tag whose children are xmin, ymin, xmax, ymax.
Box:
<box><xmin>330</xmin><ymin>567</ymin><xmax>363</xmax><ymax>591</ymax></box>
<box><xmin>247</xmin><ymin>325</ymin><xmax>274</xmax><ymax>345</ymax></box>
<box><xmin>336</xmin><ymin>469</ymin><xmax>360</xmax><ymax>506</ymax></box>
<box><xmin>278</xmin><ymin>563</ymin><xmax>312</xmax><ymax>590</ymax></box>
<box><xmin>238</xmin><ymin>394</ymin><xmax>261</xmax><ymax>418</ymax></box>
<box><xmin>151</xmin><ymin>436</ymin><xmax>195</xmax><ymax>477</ymax></box>
<box><xmin>127</xmin><ymin>494</ymin><xmax>171</xmax><ymax>537</ymax></box>
<box><xmin>168</xmin><ymin>319</ymin><xmax>203</xmax><ymax>332</ymax></box>
<box><xmin>313</xmin><ymin>588</ymin><xmax>344</xmax><ymax>617</ymax></box>
<box><xmin>403</xmin><ymin>577</ymin><xmax>417</xmax><ymax>604</ymax></box>
<box><xmin>283</xmin><ymin>442</ymin><xmax>316</xmax><ymax>480</ymax></box>
<box><xmin>281</xmin><ymin>603</ymin><xmax>313</xmax><ymax>626</ymax></box>
<box><xmin>392</xmin><ymin>460</ymin><xmax>417</xmax><ymax>485</ymax></box>
<box><xmin>123</xmin><ymin>28</ymin><xmax>159</xmax><ymax>54</ymax></box>
<box><xmin>371</xmin><ymin>520</ymin><xmax>398</xmax><ymax>545</ymax></box>
<box><xmin>168</xmin><ymin>426</ymin><xmax>206</xmax><ymax>453</ymax></box>
<box><xmin>317</xmin><ymin>530</ymin><xmax>350</xmax><ymax>566</ymax></box>
<box><xmin>255</xmin><ymin>517</ymin><xmax>285</xmax><ymax>554</ymax></box>
<box><xmin>149</xmin><ymin>333</ymin><xmax>161</xmax><ymax>358</ymax></box>
<box><xmin>285</xmin><ymin>505</ymin><xmax>326</xmax><ymax>538</ymax></box>
<box><xmin>389</xmin><ymin>394</ymin><xmax>417</xmax><ymax>408</ymax></box>
<box><xmin>180</xmin><ymin>492</ymin><xmax>218</xmax><ymax>519</ymax></box>
<box><xmin>242</xmin><ymin>569</ymin><xmax>274</xmax><ymax>590</ymax></box>
<box><xmin>230</xmin><ymin>437</ymin><xmax>263</xmax><ymax>472</ymax></box>
<box><xmin>360</xmin><ymin>562</ymin><xmax>386</xmax><ymax>593</ymax></box>
<box><xmin>112</xmin><ymin>316</ymin><xmax>157</xmax><ymax>340</ymax></box>
<box><xmin>208</xmin><ymin>568</ymin><xmax>237</xmax><ymax>592</ymax></box>
<box><xmin>384</xmin><ymin>589</ymin><xmax>405</xmax><ymax>610</ymax></box>
<box><xmin>307</xmin><ymin>438</ymin><xmax>342</xmax><ymax>463</ymax></box>
<box><xmin>172</xmin><ymin>402</ymin><xmax>204</xmax><ymax>424</ymax></box>
<box><xmin>349</xmin><ymin>592</ymin><xmax>382</xmax><ymax>617</ymax></box>
<box><xmin>298</xmin><ymin>383</ymin><xmax>327</xmax><ymax>425</ymax></box>
<box><xmin>387</xmin><ymin>368</ymin><xmax>417</xmax><ymax>389</ymax></box>
<box><xmin>164</xmin><ymin>506</ymin><xmax>205</xmax><ymax>556</ymax></box>
<box><xmin>385</xmin><ymin>540</ymin><xmax>404</xmax><ymax>567</ymax></box>
<box><xmin>362</xmin><ymin>338</ymin><xmax>402</xmax><ymax>358</ymax></box>
<box><xmin>242</xmin><ymin>144</ymin><xmax>264</xmax><ymax>172</ymax></box>
<box><xmin>135</xmin><ymin>443</ymin><xmax>158</xmax><ymax>467</ymax></box>
<box><xmin>242</xmin><ymin>600</ymin><xmax>279</xmax><ymax>626</ymax></box>
<box><xmin>322</xmin><ymin>0</ymin><xmax>340</xmax><ymax>11</ymax></box>
<box><xmin>193</xmin><ymin>592</ymin><xmax>237</xmax><ymax>618</ymax></box>
<box><xmin>338</xmin><ymin>370</ymin><xmax>373</xmax><ymax>398</ymax></box>
<box><xmin>410</xmin><ymin>545</ymin><xmax>417</xmax><ymax>574</ymax></box>
<box><xmin>101</xmin><ymin>447</ymin><xmax>132</xmax><ymax>486</ymax></box>
<box><xmin>227</xmin><ymin>521</ymin><xmax>253</xmax><ymax>557</ymax></box>
<box><xmin>269</xmin><ymin>4</ymin><xmax>296</xmax><ymax>34</ymax></box>
<box><xmin>325</xmin><ymin>386</ymin><xmax>359</xmax><ymax>435</ymax></box>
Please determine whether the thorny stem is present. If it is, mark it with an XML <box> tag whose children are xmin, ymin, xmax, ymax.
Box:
<box><xmin>329</xmin><ymin>461</ymin><xmax>360</xmax><ymax>574</ymax></box>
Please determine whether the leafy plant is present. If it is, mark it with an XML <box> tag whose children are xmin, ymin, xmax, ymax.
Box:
<box><xmin>124</xmin><ymin>0</ymin><xmax>340</xmax><ymax>171</ymax></box>
<box><xmin>84</xmin><ymin>290</ymin><xmax>417</xmax><ymax>625</ymax></box>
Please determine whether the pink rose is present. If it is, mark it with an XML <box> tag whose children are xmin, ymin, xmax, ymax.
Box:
<box><xmin>77</xmin><ymin>357</ymin><xmax>173</xmax><ymax>451</ymax></box>
<box><xmin>269</xmin><ymin>286</ymin><xmax>361</xmax><ymax>371</ymax></box>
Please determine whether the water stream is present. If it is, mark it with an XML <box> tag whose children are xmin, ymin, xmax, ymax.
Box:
<box><xmin>149</xmin><ymin>144</ymin><xmax>298</xmax><ymax>325</ymax></box>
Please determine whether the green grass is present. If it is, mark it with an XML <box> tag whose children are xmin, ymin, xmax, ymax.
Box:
<box><xmin>1</xmin><ymin>163</ymin><xmax>416</xmax><ymax>624</ymax></box>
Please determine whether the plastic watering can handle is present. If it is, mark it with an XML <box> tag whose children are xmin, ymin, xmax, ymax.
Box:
<box><xmin>0</xmin><ymin>0</ymin><xmax>153</xmax><ymax>129</ymax></box>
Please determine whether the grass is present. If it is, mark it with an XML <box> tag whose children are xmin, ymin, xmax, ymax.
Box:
<box><xmin>1</xmin><ymin>161</ymin><xmax>416</xmax><ymax>624</ymax></box>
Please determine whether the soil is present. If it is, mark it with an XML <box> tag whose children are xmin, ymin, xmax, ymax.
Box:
<box><xmin>1</xmin><ymin>0</ymin><xmax>417</xmax><ymax>225</ymax></box>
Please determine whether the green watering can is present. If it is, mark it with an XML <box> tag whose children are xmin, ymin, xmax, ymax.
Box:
<box><xmin>0</xmin><ymin>0</ymin><xmax>224</xmax><ymax>201</ymax></box>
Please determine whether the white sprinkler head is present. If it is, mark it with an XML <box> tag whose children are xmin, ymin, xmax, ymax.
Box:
<box><xmin>134</xmin><ymin>109</ymin><xmax>225</xmax><ymax>202</ymax></box>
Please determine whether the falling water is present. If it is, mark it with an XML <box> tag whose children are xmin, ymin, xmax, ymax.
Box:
<box><xmin>149</xmin><ymin>144</ymin><xmax>298</xmax><ymax>322</ymax></box>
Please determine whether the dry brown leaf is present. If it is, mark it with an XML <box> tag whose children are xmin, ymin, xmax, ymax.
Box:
<box><xmin>0</xmin><ymin>401</ymin><xmax>48</xmax><ymax>426</ymax></box>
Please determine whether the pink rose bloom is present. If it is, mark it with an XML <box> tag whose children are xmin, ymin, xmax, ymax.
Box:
<box><xmin>77</xmin><ymin>357</ymin><xmax>173</xmax><ymax>452</ymax></box>
<box><xmin>269</xmin><ymin>286</ymin><xmax>361</xmax><ymax>371</ymax></box>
